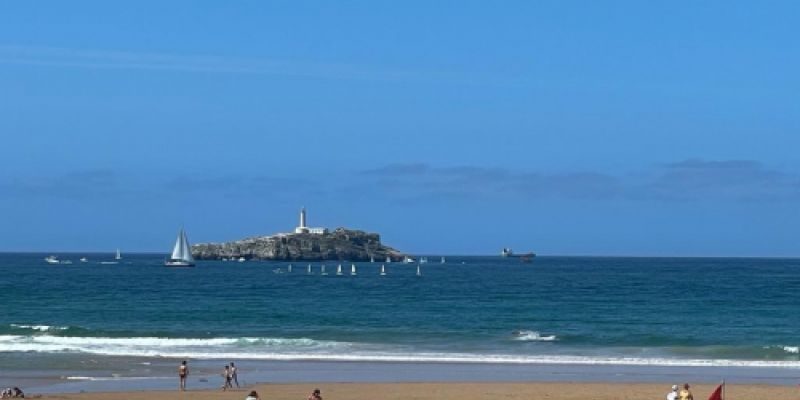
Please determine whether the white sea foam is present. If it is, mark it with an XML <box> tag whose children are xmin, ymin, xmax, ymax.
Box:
<box><xmin>2</xmin><ymin>334</ymin><xmax>800</xmax><ymax>369</ymax></box>
<box><xmin>9</xmin><ymin>324</ymin><xmax>68</xmax><ymax>332</ymax></box>
<box><xmin>783</xmin><ymin>346</ymin><xmax>799</xmax><ymax>354</ymax></box>
<box><xmin>513</xmin><ymin>330</ymin><xmax>557</xmax><ymax>342</ymax></box>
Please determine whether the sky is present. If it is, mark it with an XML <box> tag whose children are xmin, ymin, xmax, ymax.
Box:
<box><xmin>0</xmin><ymin>1</ymin><xmax>798</xmax><ymax>256</ymax></box>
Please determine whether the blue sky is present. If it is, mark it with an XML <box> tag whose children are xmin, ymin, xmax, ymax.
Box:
<box><xmin>1</xmin><ymin>1</ymin><xmax>798</xmax><ymax>256</ymax></box>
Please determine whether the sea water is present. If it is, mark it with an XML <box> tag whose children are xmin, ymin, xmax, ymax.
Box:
<box><xmin>1</xmin><ymin>254</ymin><xmax>799</xmax><ymax>389</ymax></box>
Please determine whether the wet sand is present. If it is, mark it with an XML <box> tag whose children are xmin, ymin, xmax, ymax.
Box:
<box><xmin>37</xmin><ymin>382</ymin><xmax>800</xmax><ymax>400</ymax></box>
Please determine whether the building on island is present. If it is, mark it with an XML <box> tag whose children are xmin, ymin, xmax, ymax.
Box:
<box><xmin>294</xmin><ymin>207</ymin><xmax>328</xmax><ymax>235</ymax></box>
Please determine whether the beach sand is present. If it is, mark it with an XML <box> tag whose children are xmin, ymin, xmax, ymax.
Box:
<box><xmin>37</xmin><ymin>382</ymin><xmax>799</xmax><ymax>400</ymax></box>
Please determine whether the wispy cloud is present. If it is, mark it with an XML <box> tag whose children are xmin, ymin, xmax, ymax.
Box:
<box><xmin>2</xmin><ymin>160</ymin><xmax>797</xmax><ymax>203</ymax></box>
<box><xmin>362</xmin><ymin>160</ymin><xmax>800</xmax><ymax>202</ymax></box>
<box><xmin>0</xmin><ymin>44</ymin><xmax>521</xmax><ymax>86</ymax></box>
<box><xmin>643</xmin><ymin>159</ymin><xmax>798</xmax><ymax>201</ymax></box>
<box><xmin>0</xmin><ymin>169</ymin><xmax>121</xmax><ymax>198</ymax></box>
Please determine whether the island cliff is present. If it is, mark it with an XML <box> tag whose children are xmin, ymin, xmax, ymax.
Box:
<box><xmin>191</xmin><ymin>228</ymin><xmax>404</xmax><ymax>261</ymax></box>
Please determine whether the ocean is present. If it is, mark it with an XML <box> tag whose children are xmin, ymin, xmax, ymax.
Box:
<box><xmin>1</xmin><ymin>253</ymin><xmax>799</xmax><ymax>390</ymax></box>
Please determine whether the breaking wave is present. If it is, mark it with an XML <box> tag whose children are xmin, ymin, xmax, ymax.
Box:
<box><xmin>512</xmin><ymin>330</ymin><xmax>557</xmax><ymax>342</ymax></box>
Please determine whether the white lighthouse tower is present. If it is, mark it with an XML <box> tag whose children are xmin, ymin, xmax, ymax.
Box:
<box><xmin>295</xmin><ymin>207</ymin><xmax>327</xmax><ymax>234</ymax></box>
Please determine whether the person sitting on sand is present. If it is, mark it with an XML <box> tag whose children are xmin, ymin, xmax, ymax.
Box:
<box><xmin>308</xmin><ymin>388</ymin><xmax>322</xmax><ymax>400</ymax></box>
<box><xmin>11</xmin><ymin>388</ymin><xmax>23</xmax><ymax>398</ymax></box>
<box><xmin>0</xmin><ymin>388</ymin><xmax>11</xmax><ymax>398</ymax></box>
<box><xmin>666</xmin><ymin>384</ymin><xmax>679</xmax><ymax>400</ymax></box>
<box><xmin>245</xmin><ymin>390</ymin><xmax>260</xmax><ymax>400</ymax></box>
<box><xmin>178</xmin><ymin>360</ymin><xmax>188</xmax><ymax>391</ymax></box>
<box><xmin>678</xmin><ymin>383</ymin><xmax>693</xmax><ymax>400</ymax></box>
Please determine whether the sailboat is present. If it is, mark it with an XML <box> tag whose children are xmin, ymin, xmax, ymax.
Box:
<box><xmin>115</xmin><ymin>249</ymin><xmax>122</xmax><ymax>260</ymax></box>
<box><xmin>380</xmin><ymin>264</ymin><xmax>386</xmax><ymax>276</ymax></box>
<box><xmin>440</xmin><ymin>256</ymin><xmax>446</xmax><ymax>264</ymax></box>
<box><xmin>165</xmin><ymin>228</ymin><xmax>195</xmax><ymax>267</ymax></box>
<box><xmin>307</xmin><ymin>264</ymin><xmax>312</xmax><ymax>274</ymax></box>
<box><xmin>386</xmin><ymin>256</ymin><xmax>391</xmax><ymax>263</ymax></box>
<box><xmin>351</xmin><ymin>264</ymin><xmax>357</xmax><ymax>276</ymax></box>
<box><xmin>416</xmin><ymin>265</ymin><xmax>422</xmax><ymax>276</ymax></box>
<box><xmin>321</xmin><ymin>264</ymin><xmax>328</xmax><ymax>275</ymax></box>
<box><xmin>288</xmin><ymin>264</ymin><xmax>293</xmax><ymax>273</ymax></box>
<box><xmin>336</xmin><ymin>264</ymin><xmax>343</xmax><ymax>276</ymax></box>
<box><xmin>370</xmin><ymin>256</ymin><xmax>375</xmax><ymax>263</ymax></box>
<box><xmin>420</xmin><ymin>256</ymin><xmax>428</xmax><ymax>264</ymax></box>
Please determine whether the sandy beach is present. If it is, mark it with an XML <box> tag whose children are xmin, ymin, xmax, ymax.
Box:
<box><xmin>35</xmin><ymin>382</ymin><xmax>800</xmax><ymax>400</ymax></box>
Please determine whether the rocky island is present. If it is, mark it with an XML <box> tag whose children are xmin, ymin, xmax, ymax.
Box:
<box><xmin>191</xmin><ymin>208</ymin><xmax>404</xmax><ymax>261</ymax></box>
<box><xmin>192</xmin><ymin>227</ymin><xmax>403</xmax><ymax>261</ymax></box>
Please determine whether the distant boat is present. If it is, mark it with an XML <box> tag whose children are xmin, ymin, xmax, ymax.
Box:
<box><xmin>420</xmin><ymin>257</ymin><xmax>428</xmax><ymax>264</ymax></box>
<box><xmin>79</xmin><ymin>257</ymin><xmax>88</xmax><ymax>263</ymax></box>
<box><xmin>287</xmin><ymin>264</ymin><xmax>293</xmax><ymax>273</ymax></box>
<box><xmin>237</xmin><ymin>257</ymin><xmax>245</xmax><ymax>263</ymax></box>
<box><xmin>44</xmin><ymin>255</ymin><xmax>60</xmax><ymax>264</ymax></box>
<box><xmin>307</xmin><ymin>264</ymin><xmax>312</xmax><ymax>274</ymax></box>
<box><xmin>351</xmin><ymin>264</ymin><xmax>357</xmax><ymax>276</ymax></box>
<box><xmin>61</xmin><ymin>260</ymin><xmax>73</xmax><ymax>265</ymax></box>
<box><xmin>404</xmin><ymin>256</ymin><xmax>415</xmax><ymax>264</ymax></box>
<box><xmin>386</xmin><ymin>256</ymin><xmax>391</xmax><ymax>263</ymax></box>
<box><xmin>416</xmin><ymin>265</ymin><xmax>421</xmax><ymax>276</ymax></box>
<box><xmin>115</xmin><ymin>249</ymin><xmax>122</xmax><ymax>260</ymax></box>
<box><xmin>370</xmin><ymin>256</ymin><xmax>375</xmax><ymax>263</ymax></box>
<box><xmin>501</xmin><ymin>248</ymin><xmax>536</xmax><ymax>259</ymax></box>
<box><xmin>440</xmin><ymin>256</ymin><xmax>446</xmax><ymax>264</ymax></box>
<box><xmin>380</xmin><ymin>264</ymin><xmax>386</xmax><ymax>276</ymax></box>
<box><xmin>336</xmin><ymin>264</ymin><xmax>343</xmax><ymax>276</ymax></box>
<box><xmin>165</xmin><ymin>228</ymin><xmax>195</xmax><ymax>267</ymax></box>
<box><xmin>321</xmin><ymin>264</ymin><xmax>328</xmax><ymax>275</ymax></box>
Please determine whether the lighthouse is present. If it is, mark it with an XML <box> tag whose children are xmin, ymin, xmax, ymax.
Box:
<box><xmin>295</xmin><ymin>207</ymin><xmax>328</xmax><ymax>234</ymax></box>
<box><xmin>299</xmin><ymin>207</ymin><xmax>307</xmax><ymax>229</ymax></box>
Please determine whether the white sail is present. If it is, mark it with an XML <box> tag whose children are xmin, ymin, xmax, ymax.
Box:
<box><xmin>416</xmin><ymin>265</ymin><xmax>421</xmax><ymax>276</ymax></box>
<box><xmin>307</xmin><ymin>264</ymin><xmax>312</xmax><ymax>274</ymax></box>
<box><xmin>351</xmin><ymin>264</ymin><xmax>357</xmax><ymax>275</ymax></box>
<box><xmin>380</xmin><ymin>264</ymin><xmax>386</xmax><ymax>276</ymax></box>
<box><xmin>171</xmin><ymin>229</ymin><xmax>194</xmax><ymax>262</ymax></box>
<box><xmin>115</xmin><ymin>249</ymin><xmax>122</xmax><ymax>260</ymax></box>
<box><xmin>336</xmin><ymin>264</ymin><xmax>343</xmax><ymax>275</ymax></box>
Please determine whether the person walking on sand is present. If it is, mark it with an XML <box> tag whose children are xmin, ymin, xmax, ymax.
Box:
<box><xmin>178</xmin><ymin>360</ymin><xmax>188</xmax><ymax>391</ymax></box>
<box><xmin>666</xmin><ymin>384</ymin><xmax>679</xmax><ymax>400</ymax></box>
<box><xmin>230</xmin><ymin>362</ymin><xmax>239</xmax><ymax>388</ymax></box>
<box><xmin>678</xmin><ymin>383</ymin><xmax>694</xmax><ymax>400</ymax></box>
<box><xmin>221</xmin><ymin>365</ymin><xmax>232</xmax><ymax>390</ymax></box>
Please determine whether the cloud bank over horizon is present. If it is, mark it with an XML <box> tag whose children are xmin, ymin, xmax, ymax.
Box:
<box><xmin>1</xmin><ymin>159</ymin><xmax>797</xmax><ymax>256</ymax></box>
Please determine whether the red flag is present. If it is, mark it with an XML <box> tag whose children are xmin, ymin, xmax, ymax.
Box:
<box><xmin>707</xmin><ymin>383</ymin><xmax>723</xmax><ymax>400</ymax></box>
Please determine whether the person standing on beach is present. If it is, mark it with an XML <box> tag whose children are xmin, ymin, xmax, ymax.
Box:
<box><xmin>230</xmin><ymin>362</ymin><xmax>239</xmax><ymax>388</ymax></box>
<box><xmin>221</xmin><ymin>365</ymin><xmax>232</xmax><ymax>390</ymax></box>
<box><xmin>178</xmin><ymin>360</ymin><xmax>188</xmax><ymax>391</ymax></box>
<box><xmin>678</xmin><ymin>383</ymin><xmax>694</xmax><ymax>400</ymax></box>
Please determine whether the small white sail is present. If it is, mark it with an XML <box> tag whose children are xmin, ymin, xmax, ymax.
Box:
<box><xmin>307</xmin><ymin>264</ymin><xmax>312</xmax><ymax>274</ymax></box>
<box><xmin>336</xmin><ymin>264</ymin><xmax>343</xmax><ymax>275</ymax></box>
<box><xmin>288</xmin><ymin>264</ymin><xmax>293</xmax><ymax>273</ymax></box>
<box><xmin>380</xmin><ymin>264</ymin><xmax>386</xmax><ymax>276</ymax></box>
<box><xmin>115</xmin><ymin>249</ymin><xmax>122</xmax><ymax>260</ymax></box>
<box><xmin>370</xmin><ymin>256</ymin><xmax>375</xmax><ymax>263</ymax></box>
<box><xmin>441</xmin><ymin>256</ymin><xmax>446</xmax><ymax>264</ymax></box>
<box><xmin>351</xmin><ymin>264</ymin><xmax>357</xmax><ymax>275</ymax></box>
<box><xmin>386</xmin><ymin>256</ymin><xmax>391</xmax><ymax>263</ymax></box>
<box><xmin>321</xmin><ymin>265</ymin><xmax>327</xmax><ymax>275</ymax></box>
<box><xmin>416</xmin><ymin>265</ymin><xmax>421</xmax><ymax>276</ymax></box>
